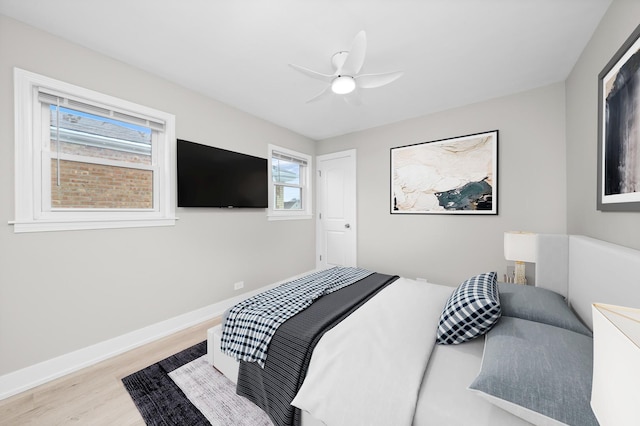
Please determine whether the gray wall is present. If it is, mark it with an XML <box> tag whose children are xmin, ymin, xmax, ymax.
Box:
<box><xmin>0</xmin><ymin>16</ymin><xmax>316</xmax><ymax>376</ymax></box>
<box><xmin>566</xmin><ymin>0</ymin><xmax>640</xmax><ymax>248</ymax></box>
<box><xmin>318</xmin><ymin>83</ymin><xmax>568</xmax><ymax>286</ymax></box>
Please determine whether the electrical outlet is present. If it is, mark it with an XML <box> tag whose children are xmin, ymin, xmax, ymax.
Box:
<box><xmin>233</xmin><ymin>281</ymin><xmax>244</xmax><ymax>290</ymax></box>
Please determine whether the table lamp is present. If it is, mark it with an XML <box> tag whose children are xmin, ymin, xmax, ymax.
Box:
<box><xmin>503</xmin><ymin>231</ymin><xmax>537</xmax><ymax>284</ymax></box>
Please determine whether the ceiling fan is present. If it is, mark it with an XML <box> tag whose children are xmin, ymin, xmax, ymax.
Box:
<box><xmin>289</xmin><ymin>30</ymin><xmax>404</xmax><ymax>104</ymax></box>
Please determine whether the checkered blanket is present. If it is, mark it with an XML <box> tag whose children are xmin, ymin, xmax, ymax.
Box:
<box><xmin>220</xmin><ymin>267</ymin><xmax>373</xmax><ymax>367</ymax></box>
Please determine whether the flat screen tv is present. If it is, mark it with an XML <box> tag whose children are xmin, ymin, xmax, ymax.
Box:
<box><xmin>177</xmin><ymin>139</ymin><xmax>268</xmax><ymax>208</ymax></box>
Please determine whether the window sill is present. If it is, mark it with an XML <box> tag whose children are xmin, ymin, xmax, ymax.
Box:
<box><xmin>267</xmin><ymin>214</ymin><xmax>313</xmax><ymax>221</ymax></box>
<box><xmin>9</xmin><ymin>217</ymin><xmax>177</xmax><ymax>233</ymax></box>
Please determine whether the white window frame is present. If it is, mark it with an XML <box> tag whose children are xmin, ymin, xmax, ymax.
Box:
<box><xmin>11</xmin><ymin>68</ymin><xmax>177</xmax><ymax>233</ymax></box>
<box><xmin>268</xmin><ymin>144</ymin><xmax>313</xmax><ymax>221</ymax></box>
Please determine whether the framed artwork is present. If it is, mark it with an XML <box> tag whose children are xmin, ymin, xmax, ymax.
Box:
<box><xmin>598</xmin><ymin>23</ymin><xmax>640</xmax><ymax>211</ymax></box>
<box><xmin>390</xmin><ymin>130</ymin><xmax>498</xmax><ymax>215</ymax></box>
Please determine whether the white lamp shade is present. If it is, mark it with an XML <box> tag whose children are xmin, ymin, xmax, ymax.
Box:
<box><xmin>591</xmin><ymin>303</ymin><xmax>640</xmax><ymax>426</ymax></box>
<box><xmin>504</xmin><ymin>231</ymin><xmax>537</xmax><ymax>262</ymax></box>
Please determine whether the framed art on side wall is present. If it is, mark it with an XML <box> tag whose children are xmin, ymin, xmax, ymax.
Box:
<box><xmin>598</xmin><ymin>23</ymin><xmax>640</xmax><ymax>211</ymax></box>
<box><xmin>390</xmin><ymin>130</ymin><xmax>498</xmax><ymax>215</ymax></box>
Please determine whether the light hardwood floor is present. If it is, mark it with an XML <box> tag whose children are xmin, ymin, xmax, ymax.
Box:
<box><xmin>0</xmin><ymin>317</ymin><xmax>220</xmax><ymax>425</ymax></box>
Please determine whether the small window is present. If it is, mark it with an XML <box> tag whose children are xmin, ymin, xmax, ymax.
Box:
<box><xmin>12</xmin><ymin>68</ymin><xmax>176</xmax><ymax>232</ymax></box>
<box><xmin>268</xmin><ymin>145</ymin><xmax>312</xmax><ymax>220</ymax></box>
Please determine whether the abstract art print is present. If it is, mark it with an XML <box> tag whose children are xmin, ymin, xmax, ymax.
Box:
<box><xmin>390</xmin><ymin>130</ymin><xmax>498</xmax><ymax>215</ymax></box>
<box><xmin>598</xmin><ymin>23</ymin><xmax>640</xmax><ymax>211</ymax></box>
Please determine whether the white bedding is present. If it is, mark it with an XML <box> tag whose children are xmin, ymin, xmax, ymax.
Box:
<box><xmin>291</xmin><ymin>277</ymin><xmax>454</xmax><ymax>426</ymax></box>
<box><xmin>416</xmin><ymin>339</ymin><xmax>531</xmax><ymax>426</ymax></box>
<box><xmin>210</xmin><ymin>276</ymin><xmax>532</xmax><ymax>426</ymax></box>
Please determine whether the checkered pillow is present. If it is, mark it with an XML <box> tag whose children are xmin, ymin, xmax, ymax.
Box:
<box><xmin>436</xmin><ymin>272</ymin><xmax>501</xmax><ymax>345</ymax></box>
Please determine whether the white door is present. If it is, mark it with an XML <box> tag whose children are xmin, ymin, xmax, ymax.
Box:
<box><xmin>316</xmin><ymin>150</ymin><xmax>357</xmax><ymax>269</ymax></box>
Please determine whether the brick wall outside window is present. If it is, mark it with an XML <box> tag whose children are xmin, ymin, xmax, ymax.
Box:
<box><xmin>51</xmin><ymin>160</ymin><xmax>153</xmax><ymax>209</ymax></box>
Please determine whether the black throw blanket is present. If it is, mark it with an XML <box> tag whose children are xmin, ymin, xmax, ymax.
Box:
<box><xmin>236</xmin><ymin>272</ymin><xmax>399</xmax><ymax>426</ymax></box>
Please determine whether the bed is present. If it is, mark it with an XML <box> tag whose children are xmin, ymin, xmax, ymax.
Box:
<box><xmin>207</xmin><ymin>235</ymin><xmax>640</xmax><ymax>426</ymax></box>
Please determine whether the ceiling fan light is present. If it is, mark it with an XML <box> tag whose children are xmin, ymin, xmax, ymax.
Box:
<box><xmin>331</xmin><ymin>75</ymin><xmax>356</xmax><ymax>94</ymax></box>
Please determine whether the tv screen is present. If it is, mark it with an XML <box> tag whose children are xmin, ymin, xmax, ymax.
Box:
<box><xmin>177</xmin><ymin>139</ymin><xmax>268</xmax><ymax>208</ymax></box>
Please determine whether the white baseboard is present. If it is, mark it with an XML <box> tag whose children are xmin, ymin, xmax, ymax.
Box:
<box><xmin>0</xmin><ymin>273</ymin><xmax>307</xmax><ymax>401</ymax></box>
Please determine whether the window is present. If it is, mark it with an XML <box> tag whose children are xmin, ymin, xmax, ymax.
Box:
<box><xmin>12</xmin><ymin>68</ymin><xmax>176</xmax><ymax>232</ymax></box>
<box><xmin>268</xmin><ymin>144</ymin><xmax>312</xmax><ymax>220</ymax></box>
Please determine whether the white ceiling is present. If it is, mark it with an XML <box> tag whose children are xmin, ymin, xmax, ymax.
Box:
<box><xmin>0</xmin><ymin>0</ymin><xmax>612</xmax><ymax>140</ymax></box>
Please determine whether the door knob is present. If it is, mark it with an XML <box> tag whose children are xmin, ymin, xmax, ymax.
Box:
<box><xmin>345</xmin><ymin>223</ymin><xmax>351</xmax><ymax>229</ymax></box>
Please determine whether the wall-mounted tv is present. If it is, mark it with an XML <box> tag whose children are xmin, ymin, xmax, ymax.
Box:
<box><xmin>177</xmin><ymin>139</ymin><xmax>268</xmax><ymax>208</ymax></box>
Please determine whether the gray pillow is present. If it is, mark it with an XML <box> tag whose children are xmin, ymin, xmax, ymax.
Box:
<box><xmin>468</xmin><ymin>316</ymin><xmax>598</xmax><ymax>426</ymax></box>
<box><xmin>498</xmin><ymin>283</ymin><xmax>592</xmax><ymax>336</ymax></box>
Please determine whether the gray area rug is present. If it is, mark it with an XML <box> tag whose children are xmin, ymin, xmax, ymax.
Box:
<box><xmin>122</xmin><ymin>341</ymin><xmax>272</xmax><ymax>425</ymax></box>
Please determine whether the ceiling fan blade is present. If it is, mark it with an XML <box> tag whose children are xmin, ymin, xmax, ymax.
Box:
<box><xmin>356</xmin><ymin>71</ymin><xmax>404</xmax><ymax>89</ymax></box>
<box><xmin>305</xmin><ymin>85</ymin><xmax>333</xmax><ymax>103</ymax></box>
<box><xmin>289</xmin><ymin>63</ymin><xmax>334</xmax><ymax>83</ymax></box>
<box><xmin>343</xmin><ymin>89</ymin><xmax>363</xmax><ymax>107</ymax></box>
<box><xmin>338</xmin><ymin>30</ymin><xmax>367</xmax><ymax>76</ymax></box>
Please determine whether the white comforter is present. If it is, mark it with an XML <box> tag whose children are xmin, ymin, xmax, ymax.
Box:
<box><xmin>291</xmin><ymin>278</ymin><xmax>454</xmax><ymax>426</ymax></box>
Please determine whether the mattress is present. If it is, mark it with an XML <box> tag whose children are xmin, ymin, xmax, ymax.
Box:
<box><xmin>209</xmin><ymin>319</ymin><xmax>530</xmax><ymax>426</ymax></box>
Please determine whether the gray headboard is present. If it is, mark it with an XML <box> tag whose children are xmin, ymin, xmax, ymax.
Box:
<box><xmin>535</xmin><ymin>234</ymin><xmax>640</xmax><ymax>329</ymax></box>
